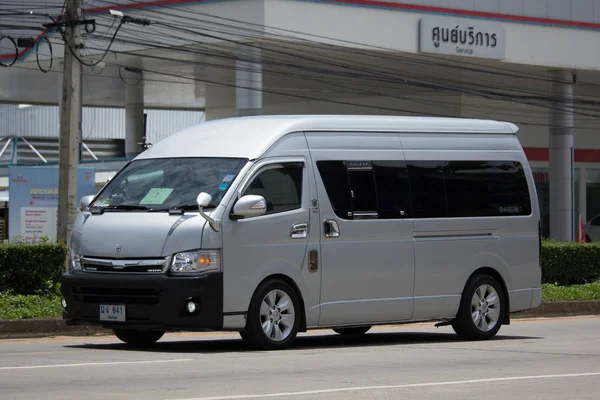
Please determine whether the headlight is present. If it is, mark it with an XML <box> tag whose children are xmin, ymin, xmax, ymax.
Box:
<box><xmin>170</xmin><ymin>250</ymin><xmax>221</xmax><ymax>276</ymax></box>
<box><xmin>67</xmin><ymin>249</ymin><xmax>82</xmax><ymax>273</ymax></box>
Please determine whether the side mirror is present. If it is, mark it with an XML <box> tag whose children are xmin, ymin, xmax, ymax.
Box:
<box><xmin>80</xmin><ymin>195</ymin><xmax>94</xmax><ymax>211</ymax></box>
<box><xmin>196</xmin><ymin>192</ymin><xmax>219</xmax><ymax>232</ymax></box>
<box><xmin>196</xmin><ymin>192</ymin><xmax>212</xmax><ymax>208</ymax></box>
<box><xmin>232</xmin><ymin>195</ymin><xmax>267</xmax><ymax>219</ymax></box>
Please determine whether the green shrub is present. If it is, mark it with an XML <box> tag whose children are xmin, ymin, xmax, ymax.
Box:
<box><xmin>0</xmin><ymin>237</ymin><xmax>598</xmax><ymax>295</ymax></box>
<box><xmin>0</xmin><ymin>243</ymin><xmax>67</xmax><ymax>295</ymax></box>
<box><xmin>0</xmin><ymin>292</ymin><xmax>63</xmax><ymax>319</ymax></box>
<box><xmin>542</xmin><ymin>240</ymin><xmax>600</xmax><ymax>285</ymax></box>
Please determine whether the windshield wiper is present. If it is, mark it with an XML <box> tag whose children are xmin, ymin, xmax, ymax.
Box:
<box><xmin>90</xmin><ymin>205</ymin><xmax>150</xmax><ymax>214</ymax></box>
<box><xmin>148</xmin><ymin>204</ymin><xmax>202</xmax><ymax>215</ymax></box>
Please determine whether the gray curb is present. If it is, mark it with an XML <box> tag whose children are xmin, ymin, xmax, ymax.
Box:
<box><xmin>1</xmin><ymin>301</ymin><xmax>599</xmax><ymax>339</ymax></box>
<box><xmin>0</xmin><ymin>319</ymin><xmax>109</xmax><ymax>339</ymax></box>
<box><xmin>511</xmin><ymin>300</ymin><xmax>600</xmax><ymax>319</ymax></box>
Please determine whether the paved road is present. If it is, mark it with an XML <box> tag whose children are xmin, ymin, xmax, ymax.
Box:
<box><xmin>1</xmin><ymin>316</ymin><xmax>600</xmax><ymax>400</ymax></box>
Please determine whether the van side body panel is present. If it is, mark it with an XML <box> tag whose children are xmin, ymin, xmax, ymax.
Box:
<box><xmin>305</xmin><ymin>132</ymin><xmax>416</xmax><ymax>326</ymax></box>
<box><xmin>400</xmin><ymin>134</ymin><xmax>541</xmax><ymax>319</ymax></box>
<box><xmin>220</xmin><ymin>133</ymin><xmax>322</xmax><ymax>329</ymax></box>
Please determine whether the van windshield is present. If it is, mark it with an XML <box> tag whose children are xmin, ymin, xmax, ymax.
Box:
<box><xmin>91</xmin><ymin>157</ymin><xmax>248</xmax><ymax>211</ymax></box>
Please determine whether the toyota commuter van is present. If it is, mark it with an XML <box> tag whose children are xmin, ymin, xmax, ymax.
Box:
<box><xmin>61</xmin><ymin>115</ymin><xmax>542</xmax><ymax>350</ymax></box>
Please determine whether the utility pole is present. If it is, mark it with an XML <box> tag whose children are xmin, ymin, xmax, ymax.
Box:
<box><xmin>57</xmin><ymin>0</ymin><xmax>83</xmax><ymax>244</ymax></box>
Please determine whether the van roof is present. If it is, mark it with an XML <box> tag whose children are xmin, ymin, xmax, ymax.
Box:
<box><xmin>136</xmin><ymin>115</ymin><xmax>519</xmax><ymax>160</ymax></box>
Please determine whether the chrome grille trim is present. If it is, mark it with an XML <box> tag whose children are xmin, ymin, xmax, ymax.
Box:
<box><xmin>81</xmin><ymin>256</ymin><xmax>170</xmax><ymax>274</ymax></box>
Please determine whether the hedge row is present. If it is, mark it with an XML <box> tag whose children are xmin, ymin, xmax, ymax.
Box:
<box><xmin>0</xmin><ymin>243</ymin><xmax>67</xmax><ymax>295</ymax></box>
<box><xmin>0</xmin><ymin>240</ymin><xmax>599</xmax><ymax>295</ymax></box>
<box><xmin>541</xmin><ymin>240</ymin><xmax>600</xmax><ymax>285</ymax></box>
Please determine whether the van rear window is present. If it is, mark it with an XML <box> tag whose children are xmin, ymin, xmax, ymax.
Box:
<box><xmin>316</xmin><ymin>159</ymin><xmax>531</xmax><ymax>220</ymax></box>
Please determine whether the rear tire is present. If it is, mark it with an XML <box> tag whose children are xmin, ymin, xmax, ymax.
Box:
<box><xmin>244</xmin><ymin>279</ymin><xmax>301</xmax><ymax>350</ymax></box>
<box><xmin>452</xmin><ymin>274</ymin><xmax>505</xmax><ymax>341</ymax></box>
<box><xmin>333</xmin><ymin>326</ymin><xmax>371</xmax><ymax>336</ymax></box>
<box><xmin>112</xmin><ymin>328</ymin><xmax>165</xmax><ymax>347</ymax></box>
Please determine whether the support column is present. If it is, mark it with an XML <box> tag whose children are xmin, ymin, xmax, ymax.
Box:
<box><xmin>548</xmin><ymin>70</ymin><xmax>575</xmax><ymax>241</ymax></box>
<box><xmin>236</xmin><ymin>45</ymin><xmax>262</xmax><ymax>117</ymax></box>
<box><xmin>125</xmin><ymin>79</ymin><xmax>145</xmax><ymax>158</ymax></box>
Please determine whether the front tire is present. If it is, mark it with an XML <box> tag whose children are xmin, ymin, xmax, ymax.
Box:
<box><xmin>452</xmin><ymin>274</ymin><xmax>505</xmax><ymax>340</ymax></box>
<box><xmin>112</xmin><ymin>328</ymin><xmax>165</xmax><ymax>347</ymax></box>
<box><xmin>333</xmin><ymin>326</ymin><xmax>371</xmax><ymax>336</ymax></box>
<box><xmin>244</xmin><ymin>279</ymin><xmax>301</xmax><ymax>350</ymax></box>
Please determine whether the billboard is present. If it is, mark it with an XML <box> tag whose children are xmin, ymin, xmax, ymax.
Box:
<box><xmin>9</xmin><ymin>166</ymin><xmax>95</xmax><ymax>243</ymax></box>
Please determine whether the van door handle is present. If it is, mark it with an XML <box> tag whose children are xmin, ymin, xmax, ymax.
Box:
<box><xmin>291</xmin><ymin>223</ymin><xmax>308</xmax><ymax>239</ymax></box>
<box><xmin>324</xmin><ymin>219</ymin><xmax>340</xmax><ymax>238</ymax></box>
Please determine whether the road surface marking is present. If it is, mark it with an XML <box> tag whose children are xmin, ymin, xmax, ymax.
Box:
<box><xmin>168</xmin><ymin>371</ymin><xmax>600</xmax><ymax>400</ymax></box>
<box><xmin>0</xmin><ymin>358</ymin><xmax>193</xmax><ymax>371</ymax></box>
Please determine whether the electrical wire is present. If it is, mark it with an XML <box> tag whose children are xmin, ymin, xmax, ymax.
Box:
<box><xmin>88</xmin><ymin>0</ymin><xmax>600</xmax><ymax>89</ymax></box>
<box><xmin>78</xmin><ymin>10</ymin><xmax>596</xmax><ymax>112</ymax></box>
<box><xmin>0</xmin><ymin>35</ymin><xmax>18</xmax><ymax>67</ymax></box>
<box><xmin>118</xmin><ymin>65</ymin><xmax>142</xmax><ymax>86</ymax></box>
<box><xmin>10</xmin><ymin>1</ymin><xmax>600</xmax><ymax>99</ymax></box>
<box><xmin>35</xmin><ymin>35</ymin><xmax>53</xmax><ymax>72</ymax></box>
<box><xmin>50</xmin><ymin>14</ymin><xmax>124</xmax><ymax>67</ymax></box>
<box><xmin>82</xmin><ymin>19</ymin><xmax>600</xmax><ymax>121</ymax></box>
<box><xmin>11</xmin><ymin>59</ymin><xmax>600</xmax><ymax>131</ymax></box>
<box><xmin>6</xmin><ymin>1</ymin><xmax>600</xmax><ymax>128</ymax></box>
<box><xmin>76</xmin><ymin>31</ymin><xmax>600</xmax><ymax>125</ymax></box>
<box><xmin>12</xmin><ymin>1</ymin><xmax>574</xmax><ymax>97</ymax></box>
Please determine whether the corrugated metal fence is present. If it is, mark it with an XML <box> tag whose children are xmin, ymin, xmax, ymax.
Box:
<box><xmin>0</xmin><ymin>105</ymin><xmax>205</xmax><ymax>144</ymax></box>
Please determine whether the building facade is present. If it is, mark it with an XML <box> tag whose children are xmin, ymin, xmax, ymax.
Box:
<box><xmin>2</xmin><ymin>0</ymin><xmax>600</xmax><ymax>240</ymax></box>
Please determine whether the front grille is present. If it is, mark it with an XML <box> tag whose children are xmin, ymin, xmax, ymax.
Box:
<box><xmin>72</xmin><ymin>286</ymin><xmax>162</xmax><ymax>305</ymax></box>
<box><xmin>81</xmin><ymin>257</ymin><xmax>169</xmax><ymax>274</ymax></box>
<box><xmin>83</xmin><ymin>263</ymin><xmax>165</xmax><ymax>273</ymax></box>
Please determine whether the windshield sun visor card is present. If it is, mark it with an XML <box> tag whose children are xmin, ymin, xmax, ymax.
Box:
<box><xmin>139</xmin><ymin>188</ymin><xmax>174</xmax><ymax>205</ymax></box>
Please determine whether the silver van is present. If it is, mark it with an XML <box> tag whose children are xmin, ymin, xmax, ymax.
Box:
<box><xmin>61</xmin><ymin>115</ymin><xmax>542</xmax><ymax>350</ymax></box>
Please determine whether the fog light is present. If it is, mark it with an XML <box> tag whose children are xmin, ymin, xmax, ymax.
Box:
<box><xmin>186</xmin><ymin>301</ymin><xmax>196</xmax><ymax>313</ymax></box>
<box><xmin>61</xmin><ymin>298</ymin><xmax>67</xmax><ymax>309</ymax></box>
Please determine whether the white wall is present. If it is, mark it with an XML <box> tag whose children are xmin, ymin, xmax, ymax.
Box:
<box><xmin>266</xmin><ymin>0</ymin><xmax>600</xmax><ymax>71</ymax></box>
<box><xmin>205</xmin><ymin>93</ymin><xmax>462</xmax><ymax>120</ymax></box>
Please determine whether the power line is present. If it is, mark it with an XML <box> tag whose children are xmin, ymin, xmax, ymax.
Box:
<box><xmin>89</xmin><ymin>0</ymin><xmax>600</xmax><ymax>90</ymax></box>
<box><xmin>6</xmin><ymin>2</ymin><xmax>600</xmax><ymax>129</ymax></box>
<box><xmin>81</xmin><ymin>17</ymin><xmax>600</xmax><ymax>120</ymax></box>
<box><xmin>72</xmin><ymin>5</ymin><xmax>597</xmax><ymax>115</ymax></box>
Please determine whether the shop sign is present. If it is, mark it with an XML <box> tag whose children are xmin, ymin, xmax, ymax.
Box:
<box><xmin>419</xmin><ymin>16</ymin><xmax>505</xmax><ymax>60</ymax></box>
<box><xmin>8</xmin><ymin>166</ymin><xmax>95</xmax><ymax>243</ymax></box>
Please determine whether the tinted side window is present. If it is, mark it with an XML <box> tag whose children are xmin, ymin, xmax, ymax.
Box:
<box><xmin>407</xmin><ymin>161</ymin><xmax>448</xmax><ymax>218</ymax></box>
<box><xmin>373</xmin><ymin>161</ymin><xmax>411</xmax><ymax>219</ymax></box>
<box><xmin>244</xmin><ymin>164</ymin><xmax>303</xmax><ymax>214</ymax></box>
<box><xmin>318</xmin><ymin>160</ymin><xmax>413</xmax><ymax>220</ymax></box>
<box><xmin>317</xmin><ymin>161</ymin><xmax>352</xmax><ymax>219</ymax></box>
<box><xmin>347</xmin><ymin>161</ymin><xmax>378</xmax><ymax>219</ymax></box>
<box><xmin>444</xmin><ymin>161</ymin><xmax>492</xmax><ymax>217</ymax></box>
<box><xmin>444</xmin><ymin>161</ymin><xmax>531</xmax><ymax>217</ymax></box>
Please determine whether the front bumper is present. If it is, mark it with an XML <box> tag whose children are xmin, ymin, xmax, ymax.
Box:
<box><xmin>60</xmin><ymin>272</ymin><xmax>223</xmax><ymax>331</ymax></box>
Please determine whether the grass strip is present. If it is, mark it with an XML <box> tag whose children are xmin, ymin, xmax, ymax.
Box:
<box><xmin>2</xmin><ymin>281</ymin><xmax>600</xmax><ymax>319</ymax></box>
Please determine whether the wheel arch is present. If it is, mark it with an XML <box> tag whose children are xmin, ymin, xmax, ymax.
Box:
<box><xmin>464</xmin><ymin>267</ymin><xmax>511</xmax><ymax>325</ymax></box>
<box><xmin>251</xmin><ymin>274</ymin><xmax>307</xmax><ymax>332</ymax></box>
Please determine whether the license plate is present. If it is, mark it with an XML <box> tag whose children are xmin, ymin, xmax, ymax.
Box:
<box><xmin>99</xmin><ymin>304</ymin><xmax>126</xmax><ymax>322</ymax></box>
